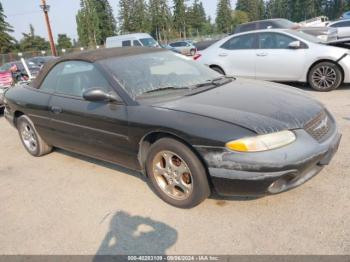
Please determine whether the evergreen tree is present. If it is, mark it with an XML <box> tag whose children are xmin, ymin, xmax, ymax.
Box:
<box><xmin>57</xmin><ymin>34</ymin><xmax>73</xmax><ymax>49</ymax></box>
<box><xmin>19</xmin><ymin>24</ymin><xmax>50</xmax><ymax>51</ymax></box>
<box><xmin>149</xmin><ymin>0</ymin><xmax>172</xmax><ymax>41</ymax></box>
<box><xmin>0</xmin><ymin>1</ymin><xmax>15</xmax><ymax>53</ymax></box>
<box><xmin>216</xmin><ymin>0</ymin><xmax>233</xmax><ymax>33</ymax></box>
<box><xmin>76</xmin><ymin>0</ymin><xmax>116</xmax><ymax>46</ymax></box>
<box><xmin>236</xmin><ymin>0</ymin><xmax>265</xmax><ymax>21</ymax></box>
<box><xmin>173</xmin><ymin>0</ymin><xmax>187</xmax><ymax>38</ymax></box>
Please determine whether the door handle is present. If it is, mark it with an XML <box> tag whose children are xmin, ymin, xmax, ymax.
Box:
<box><xmin>256</xmin><ymin>53</ymin><xmax>268</xmax><ymax>57</ymax></box>
<box><xmin>51</xmin><ymin>106</ymin><xmax>62</xmax><ymax>114</ymax></box>
<box><xmin>219</xmin><ymin>53</ymin><xmax>228</xmax><ymax>57</ymax></box>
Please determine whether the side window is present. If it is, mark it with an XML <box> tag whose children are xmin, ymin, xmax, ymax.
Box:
<box><xmin>221</xmin><ymin>34</ymin><xmax>257</xmax><ymax>50</ymax></box>
<box><xmin>54</xmin><ymin>61</ymin><xmax>111</xmax><ymax>97</ymax></box>
<box><xmin>259</xmin><ymin>21</ymin><xmax>275</xmax><ymax>29</ymax></box>
<box><xmin>40</xmin><ymin>63</ymin><xmax>64</xmax><ymax>92</ymax></box>
<box><xmin>122</xmin><ymin>40</ymin><xmax>131</xmax><ymax>47</ymax></box>
<box><xmin>238</xmin><ymin>23</ymin><xmax>257</xmax><ymax>33</ymax></box>
<box><xmin>133</xmin><ymin>40</ymin><xmax>142</xmax><ymax>46</ymax></box>
<box><xmin>258</xmin><ymin>33</ymin><xmax>297</xmax><ymax>49</ymax></box>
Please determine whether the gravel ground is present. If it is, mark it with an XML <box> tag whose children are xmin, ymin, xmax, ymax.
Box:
<box><xmin>0</xmin><ymin>85</ymin><xmax>349</xmax><ymax>255</ymax></box>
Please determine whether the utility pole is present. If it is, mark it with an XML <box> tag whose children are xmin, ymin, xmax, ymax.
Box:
<box><xmin>40</xmin><ymin>0</ymin><xmax>57</xmax><ymax>56</ymax></box>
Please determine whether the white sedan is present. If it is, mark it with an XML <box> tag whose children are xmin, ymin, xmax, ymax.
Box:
<box><xmin>328</xmin><ymin>19</ymin><xmax>350</xmax><ymax>38</ymax></box>
<box><xmin>196</xmin><ymin>29</ymin><xmax>350</xmax><ymax>91</ymax></box>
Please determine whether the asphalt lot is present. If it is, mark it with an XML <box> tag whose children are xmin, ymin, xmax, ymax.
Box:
<box><xmin>0</xmin><ymin>85</ymin><xmax>349</xmax><ymax>255</ymax></box>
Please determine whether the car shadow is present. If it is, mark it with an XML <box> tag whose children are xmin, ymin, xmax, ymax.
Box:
<box><xmin>93</xmin><ymin>211</ymin><xmax>177</xmax><ymax>259</ymax></box>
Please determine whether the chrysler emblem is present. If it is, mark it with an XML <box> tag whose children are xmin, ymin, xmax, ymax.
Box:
<box><xmin>314</xmin><ymin>116</ymin><xmax>328</xmax><ymax>132</ymax></box>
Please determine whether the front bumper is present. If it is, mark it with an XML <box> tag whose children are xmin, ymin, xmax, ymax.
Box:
<box><xmin>195</xmin><ymin>129</ymin><xmax>342</xmax><ymax>197</ymax></box>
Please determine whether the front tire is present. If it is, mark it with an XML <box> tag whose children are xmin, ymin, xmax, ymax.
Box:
<box><xmin>146</xmin><ymin>138</ymin><xmax>210</xmax><ymax>208</ymax></box>
<box><xmin>308</xmin><ymin>62</ymin><xmax>343</xmax><ymax>92</ymax></box>
<box><xmin>17</xmin><ymin>115</ymin><xmax>52</xmax><ymax>157</ymax></box>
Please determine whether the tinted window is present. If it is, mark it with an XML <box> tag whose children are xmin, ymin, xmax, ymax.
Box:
<box><xmin>54</xmin><ymin>61</ymin><xmax>111</xmax><ymax>97</ymax></box>
<box><xmin>331</xmin><ymin>21</ymin><xmax>350</xmax><ymax>28</ymax></box>
<box><xmin>122</xmin><ymin>40</ymin><xmax>131</xmax><ymax>47</ymax></box>
<box><xmin>170</xmin><ymin>42</ymin><xmax>180</xmax><ymax>47</ymax></box>
<box><xmin>133</xmin><ymin>40</ymin><xmax>142</xmax><ymax>46</ymax></box>
<box><xmin>221</xmin><ymin>34</ymin><xmax>257</xmax><ymax>50</ymax></box>
<box><xmin>236</xmin><ymin>23</ymin><xmax>257</xmax><ymax>33</ymax></box>
<box><xmin>259</xmin><ymin>21</ymin><xmax>276</xmax><ymax>29</ymax></box>
<box><xmin>258</xmin><ymin>32</ymin><xmax>297</xmax><ymax>49</ymax></box>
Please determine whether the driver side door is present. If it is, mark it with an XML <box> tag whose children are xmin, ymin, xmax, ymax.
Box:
<box><xmin>46</xmin><ymin>61</ymin><xmax>133</xmax><ymax>167</ymax></box>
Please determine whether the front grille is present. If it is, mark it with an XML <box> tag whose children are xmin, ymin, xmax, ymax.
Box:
<box><xmin>304</xmin><ymin>111</ymin><xmax>332</xmax><ymax>142</ymax></box>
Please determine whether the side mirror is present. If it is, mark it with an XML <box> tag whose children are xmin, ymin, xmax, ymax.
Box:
<box><xmin>289</xmin><ymin>41</ymin><xmax>301</xmax><ymax>49</ymax></box>
<box><xmin>83</xmin><ymin>88</ymin><xmax>121</xmax><ymax>103</ymax></box>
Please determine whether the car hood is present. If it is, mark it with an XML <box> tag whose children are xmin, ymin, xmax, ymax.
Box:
<box><xmin>154</xmin><ymin>79</ymin><xmax>324</xmax><ymax>134</ymax></box>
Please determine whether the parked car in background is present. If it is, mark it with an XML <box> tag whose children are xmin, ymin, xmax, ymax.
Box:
<box><xmin>28</xmin><ymin>56</ymin><xmax>57</xmax><ymax>67</ymax></box>
<box><xmin>328</xmin><ymin>19</ymin><xmax>350</xmax><ymax>38</ymax></box>
<box><xmin>167</xmin><ymin>41</ymin><xmax>197</xmax><ymax>56</ymax></box>
<box><xmin>340</xmin><ymin>11</ymin><xmax>350</xmax><ymax>19</ymax></box>
<box><xmin>1</xmin><ymin>60</ymin><xmax>41</xmax><ymax>81</ymax></box>
<box><xmin>3</xmin><ymin>47</ymin><xmax>341</xmax><ymax>208</ymax></box>
<box><xmin>0</xmin><ymin>68</ymin><xmax>13</xmax><ymax>111</ymax></box>
<box><xmin>106</xmin><ymin>33</ymin><xmax>160</xmax><ymax>48</ymax></box>
<box><xmin>300</xmin><ymin>16</ymin><xmax>329</xmax><ymax>27</ymax></box>
<box><xmin>196</xmin><ymin>29</ymin><xmax>350</xmax><ymax>91</ymax></box>
<box><xmin>234</xmin><ymin>19</ymin><xmax>338</xmax><ymax>42</ymax></box>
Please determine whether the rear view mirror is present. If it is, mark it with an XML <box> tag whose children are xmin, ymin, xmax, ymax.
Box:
<box><xmin>83</xmin><ymin>88</ymin><xmax>121</xmax><ymax>103</ymax></box>
<box><xmin>289</xmin><ymin>41</ymin><xmax>301</xmax><ymax>49</ymax></box>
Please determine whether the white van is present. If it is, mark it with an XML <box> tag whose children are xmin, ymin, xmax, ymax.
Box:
<box><xmin>105</xmin><ymin>33</ymin><xmax>160</xmax><ymax>48</ymax></box>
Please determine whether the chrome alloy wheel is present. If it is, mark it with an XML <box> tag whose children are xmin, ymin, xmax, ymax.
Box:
<box><xmin>152</xmin><ymin>151</ymin><xmax>193</xmax><ymax>200</ymax></box>
<box><xmin>20</xmin><ymin>122</ymin><xmax>37</xmax><ymax>152</ymax></box>
<box><xmin>311</xmin><ymin>66</ymin><xmax>337</xmax><ymax>90</ymax></box>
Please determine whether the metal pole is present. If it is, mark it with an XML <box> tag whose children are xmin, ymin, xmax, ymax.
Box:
<box><xmin>40</xmin><ymin>0</ymin><xmax>57</xmax><ymax>56</ymax></box>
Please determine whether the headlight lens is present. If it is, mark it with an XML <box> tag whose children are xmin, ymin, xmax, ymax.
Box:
<box><xmin>226</xmin><ymin>130</ymin><xmax>296</xmax><ymax>152</ymax></box>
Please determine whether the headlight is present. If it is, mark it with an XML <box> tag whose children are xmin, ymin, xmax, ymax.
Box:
<box><xmin>317</xmin><ymin>35</ymin><xmax>328</xmax><ymax>42</ymax></box>
<box><xmin>226</xmin><ymin>130</ymin><xmax>296</xmax><ymax>152</ymax></box>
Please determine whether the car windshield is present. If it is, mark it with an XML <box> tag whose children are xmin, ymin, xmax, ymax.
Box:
<box><xmin>286</xmin><ymin>30</ymin><xmax>322</xmax><ymax>43</ymax></box>
<box><xmin>102</xmin><ymin>51</ymin><xmax>222</xmax><ymax>99</ymax></box>
<box><xmin>139</xmin><ymin>38</ymin><xmax>158</xmax><ymax>47</ymax></box>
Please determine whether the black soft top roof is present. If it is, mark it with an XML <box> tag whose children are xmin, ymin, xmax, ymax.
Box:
<box><xmin>32</xmin><ymin>47</ymin><xmax>166</xmax><ymax>88</ymax></box>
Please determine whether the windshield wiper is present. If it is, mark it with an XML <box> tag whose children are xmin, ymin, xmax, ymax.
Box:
<box><xmin>192</xmin><ymin>75</ymin><xmax>235</xmax><ymax>89</ymax></box>
<box><xmin>143</xmin><ymin>86</ymin><xmax>189</xmax><ymax>94</ymax></box>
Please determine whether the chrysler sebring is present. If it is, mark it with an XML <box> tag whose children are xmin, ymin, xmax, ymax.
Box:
<box><xmin>4</xmin><ymin>48</ymin><xmax>341</xmax><ymax>208</ymax></box>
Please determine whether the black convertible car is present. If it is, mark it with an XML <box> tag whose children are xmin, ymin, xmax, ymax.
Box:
<box><xmin>4</xmin><ymin>47</ymin><xmax>341</xmax><ymax>208</ymax></box>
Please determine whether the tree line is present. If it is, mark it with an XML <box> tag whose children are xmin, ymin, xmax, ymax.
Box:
<box><xmin>1</xmin><ymin>0</ymin><xmax>350</xmax><ymax>54</ymax></box>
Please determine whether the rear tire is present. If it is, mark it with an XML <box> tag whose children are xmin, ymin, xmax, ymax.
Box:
<box><xmin>210</xmin><ymin>66</ymin><xmax>225</xmax><ymax>75</ymax></box>
<box><xmin>308</xmin><ymin>62</ymin><xmax>343</xmax><ymax>92</ymax></box>
<box><xmin>146</xmin><ymin>138</ymin><xmax>210</xmax><ymax>208</ymax></box>
<box><xmin>17</xmin><ymin>115</ymin><xmax>52</xmax><ymax>157</ymax></box>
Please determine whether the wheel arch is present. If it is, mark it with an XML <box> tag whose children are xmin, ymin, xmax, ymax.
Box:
<box><xmin>307</xmin><ymin>59</ymin><xmax>345</xmax><ymax>83</ymax></box>
<box><xmin>138</xmin><ymin>131</ymin><xmax>212</xmax><ymax>184</ymax></box>
<box><xmin>13</xmin><ymin>110</ymin><xmax>25</xmax><ymax>127</ymax></box>
<box><xmin>209</xmin><ymin>64</ymin><xmax>226</xmax><ymax>75</ymax></box>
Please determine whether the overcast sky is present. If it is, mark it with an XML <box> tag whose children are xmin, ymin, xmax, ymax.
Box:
<box><xmin>2</xmin><ymin>0</ymin><xmax>237</xmax><ymax>41</ymax></box>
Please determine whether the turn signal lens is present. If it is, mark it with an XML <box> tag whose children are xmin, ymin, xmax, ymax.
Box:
<box><xmin>226</xmin><ymin>130</ymin><xmax>296</xmax><ymax>152</ymax></box>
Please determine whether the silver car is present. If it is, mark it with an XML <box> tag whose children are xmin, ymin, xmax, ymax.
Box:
<box><xmin>167</xmin><ymin>41</ymin><xmax>197</xmax><ymax>56</ymax></box>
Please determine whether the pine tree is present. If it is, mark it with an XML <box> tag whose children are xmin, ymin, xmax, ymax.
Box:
<box><xmin>173</xmin><ymin>0</ymin><xmax>187</xmax><ymax>38</ymax></box>
<box><xmin>148</xmin><ymin>0</ymin><xmax>172</xmax><ymax>41</ymax></box>
<box><xmin>216</xmin><ymin>0</ymin><xmax>233</xmax><ymax>33</ymax></box>
<box><xmin>0</xmin><ymin>1</ymin><xmax>15</xmax><ymax>53</ymax></box>
<box><xmin>236</xmin><ymin>0</ymin><xmax>265</xmax><ymax>21</ymax></box>
<box><xmin>19</xmin><ymin>24</ymin><xmax>50</xmax><ymax>51</ymax></box>
<box><xmin>77</xmin><ymin>0</ymin><xmax>116</xmax><ymax>46</ymax></box>
<box><xmin>57</xmin><ymin>34</ymin><xmax>73</xmax><ymax>50</ymax></box>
